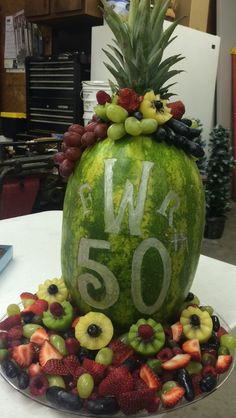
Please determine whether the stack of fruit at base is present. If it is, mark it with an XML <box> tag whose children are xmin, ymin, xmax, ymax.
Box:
<box><xmin>0</xmin><ymin>278</ymin><xmax>235</xmax><ymax>416</ymax></box>
<box><xmin>54</xmin><ymin>88</ymin><xmax>205</xmax><ymax>179</ymax></box>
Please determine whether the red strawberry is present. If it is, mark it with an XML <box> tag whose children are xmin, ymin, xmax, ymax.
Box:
<box><xmin>0</xmin><ymin>314</ymin><xmax>21</xmax><ymax>331</ymax></box>
<box><xmin>0</xmin><ymin>331</ymin><xmax>8</xmax><ymax>346</ymax></box>
<box><xmin>191</xmin><ymin>373</ymin><xmax>202</xmax><ymax>396</ymax></box>
<box><xmin>8</xmin><ymin>339</ymin><xmax>22</xmax><ymax>348</ymax></box>
<box><xmin>12</xmin><ymin>343</ymin><xmax>33</xmax><ymax>367</ymax></box>
<box><xmin>109</xmin><ymin>339</ymin><xmax>125</xmax><ymax>352</ymax></box>
<box><xmin>28</xmin><ymin>362</ymin><xmax>42</xmax><ymax>377</ymax></box>
<box><xmin>168</xmin><ymin>101</ymin><xmax>185</xmax><ymax>120</ymax></box>
<box><xmin>182</xmin><ymin>339</ymin><xmax>201</xmax><ymax>361</ymax></box>
<box><xmin>20</xmin><ymin>292</ymin><xmax>37</xmax><ymax>301</ymax></box>
<box><xmin>215</xmin><ymin>355</ymin><xmax>233</xmax><ymax>374</ymax></box>
<box><xmin>65</xmin><ymin>337</ymin><xmax>80</xmax><ymax>355</ymax></box>
<box><xmin>96</xmin><ymin>90</ymin><xmax>111</xmax><ymax>105</ymax></box>
<box><xmin>98</xmin><ymin>367</ymin><xmax>134</xmax><ymax>397</ymax></box>
<box><xmin>39</xmin><ymin>340</ymin><xmax>63</xmax><ymax>367</ymax></box>
<box><xmin>63</xmin><ymin>355</ymin><xmax>80</xmax><ymax>376</ymax></box>
<box><xmin>146</xmin><ymin>397</ymin><xmax>161</xmax><ymax>413</ymax></box>
<box><xmin>161</xmin><ymin>354</ymin><xmax>191</xmax><ymax>371</ymax></box>
<box><xmin>25</xmin><ymin>299</ymin><xmax>48</xmax><ymax>315</ymax></box>
<box><xmin>161</xmin><ymin>385</ymin><xmax>185</xmax><ymax>409</ymax></box>
<box><xmin>110</xmin><ymin>340</ymin><xmax>134</xmax><ymax>366</ymax></box>
<box><xmin>43</xmin><ymin>359</ymin><xmax>69</xmax><ymax>375</ymax></box>
<box><xmin>8</xmin><ymin>325</ymin><xmax>23</xmax><ymax>340</ymax></box>
<box><xmin>82</xmin><ymin>358</ymin><xmax>106</xmax><ymax>384</ymax></box>
<box><xmin>139</xmin><ymin>364</ymin><xmax>162</xmax><ymax>390</ymax></box>
<box><xmin>171</xmin><ymin>322</ymin><xmax>183</xmax><ymax>342</ymax></box>
<box><xmin>117</xmin><ymin>88</ymin><xmax>141</xmax><ymax>112</ymax></box>
<box><xmin>72</xmin><ymin>316</ymin><xmax>80</xmax><ymax>328</ymax></box>
<box><xmin>74</xmin><ymin>366</ymin><xmax>88</xmax><ymax>379</ymax></box>
<box><xmin>30</xmin><ymin>328</ymin><xmax>49</xmax><ymax>346</ymax></box>
<box><xmin>117</xmin><ymin>388</ymin><xmax>156</xmax><ymax>415</ymax></box>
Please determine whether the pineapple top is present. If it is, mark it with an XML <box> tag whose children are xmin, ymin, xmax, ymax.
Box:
<box><xmin>102</xmin><ymin>0</ymin><xmax>184</xmax><ymax>97</ymax></box>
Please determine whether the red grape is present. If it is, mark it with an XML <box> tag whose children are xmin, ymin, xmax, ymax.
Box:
<box><xmin>68</xmin><ymin>124</ymin><xmax>85</xmax><ymax>136</ymax></box>
<box><xmin>84</xmin><ymin>122</ymin><xmax>97</xmax><ymax>132</ymax></box>
<box><xmin>64</xmin><ymin>131</ymin><xmax>82</xmax><ymax>147</ymax></box>
<box><xmin>94</xmin><ymin>123</ymin><xmax>108</xmax><ymax>139</ymax></box>
<box><xmin>81</xmin><ymin>132</ymin><xmax>97</xmax><ymax>147</ymax></box>
<box><xmin>92</xmin><ymin>114</ymin><xmax>101</xmax><ymax>122</ymax></box>
<box><xmin>65</xmin><ymin>147</ymin><xmax>82</xmax><ymax>161</ymax></box>
<box><xmin>53</xmin><ymin>152</ymin><xmax>65</xmax><ymax>164</ymax></box>
<box><xmin>59</xmin><ymin>159</ymin><xmax>75</xmax><ymax>177</ymax></box>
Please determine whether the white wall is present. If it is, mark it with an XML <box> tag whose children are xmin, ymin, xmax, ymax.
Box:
<box><xmin>217</xmin><ymin>0</ymin><xmax>236</xmax><ymax>129</ymax></box>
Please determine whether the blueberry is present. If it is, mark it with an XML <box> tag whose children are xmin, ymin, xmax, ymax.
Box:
<box><xmin>21</xmin><ymin>312</ymin><xmax>35</xmax><ymax>324</ymax></box>
<box><xmin>46</xmin><ymin>387</ymin><xmax>83</xmax><ymax>411</ymax></box>
<box><xmin>200</xmin><ymin>375</ymin><xmax>217</xmax><ymax>392</ymax></box>
<box><xmin>2</xmin><ymin>360</ymin><xmax>19</xmax><ymax>378</ymax></box>
<box><xmin>17</xmin><ymin>371</ymin><xmax>30</xmax><ymax>389</ymax></box>
<box><xmin>87</xmin><ymin>324</ymin><xmax>101</xmax><ymax>337</ymax></box>
<box><xmin>132</xmin><ymin>111</ymin><xmax>143</xmax><ymax>120</ymax></box>
<box><xmin>121</xmin><ymin>358</ymin><xmax>141</xmax><ymax>372</ymax></box>
<box><xmin>47</xmin><ymin>284</ymin><xmax>58</xmax><ymax>295</ymax></box>
<box><xmin>78</xmin><ymin>347</ymin><xmax>96</xmax><ymax>362</ymax></box>
<box><xmin>185</xmin><ymin>292</ymin><xmax>194</xmax><ymax>302</ymax></box>
<box><xmin>87</xmin><ymin>397</ymin><xmax>119</xmax><ymax>415</ymax></box>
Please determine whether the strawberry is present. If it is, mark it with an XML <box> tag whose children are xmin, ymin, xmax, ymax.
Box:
<box><xmin>161</xmin><ymin>385</ymin><xmax>185</xmax><ymax>409</ymax></box>
<box><xmin>30</xmin><ymin>328</ymin><xmax>49</xmax><ymax>346</ymax></box>
<box><xmin>63</xmin><ymin>355</ymin><xmax>80</xmax><ymax>376</ymax></box>
<box><xmin>146</xmin><ymin>397</ymin><xmax>161</xmax><ymax>413</ymax></box>
<box><xmin>20</xmin><ymin>292</ymin><xmax>37</xmax><ymax>302</ymax></box>
<box><xmin>73</xmin><ymin>366</ymin><xmax>88</xmax><ymax>379</ymax></box>
<box><xmin>217</xmin><ymin>326</ymin><xmax>228</xmax><ymax>338</ymax></box>
<box><xmin>43</xmin><ymin>359</ymin><xmax>69</xmax><ymax>375</ymax></box>
<box><xmin>168</xmin><ymin>101</ymin><xmax>185</xmax><ymax>120</ymax></box>
<box><xmin>82</xmin><ymin>358</ymin><xmax>106</xmax><ymax>384</ymax></box>
<box><xmin>71</xmin><ymin>316</ymin><xmax>80</xmax><ymax>328</ymax></box>
<box><xmin>109</xmin><ymin>339</ymin><xmax>125</xmax><ymax>352</ymax></box>
<box><xmin>117</xmin><ymin>388</ymin><xmax>156</xmax><ymax>415</ymax></box>
<box><xmin>24</xmin><ymin>299</ymin><xmax>48</xmax><ymax>315</ymax></box>
<box><xmin>12</xmin><ymin>343</ymin><xmax>33</xmax><ymax>367</ymax></box>
<box><xmin>98</xmin><ymin>367</ymin><xmax>134</xmax><ymax>397</ymax></box>
<box><xmin>8</xmin><ymin>325</ymin><xmax>23</xmax><ymax>340</ymax></box>
<box><xmin>28</xmin><ymin>362</ymin><xmax>42</xmax><ymax>377</ymax></box>
<box><xmin>96</xmin><ymin>90</ymin><xmax>111</xmax><ymax>105</ymax></box>
<box><xmin>110</xmin><ymin>340</ymin><xmax>134</xmax><ymax>366</ymax></box>
<box><xmin>161</xmin><ymin>354</ymin><xmax>191</xmax><ymax>371</ymax></box>
<box><xmin>0</xmin><ymin>314</ymin><xmax>21</xmax><ymax>331</ymax></box>
<box><xmin>39</xmin><ymin>340</ymin><xmax>63</xmax><ymax>367</ymax></box>
<box><xmin>215</xmin><ymin>354</ymin><xmax>233</xmax><ymax>374</ymax></box>
<box><xmin>171</xmin><ymin>322</ymin><xmax>183</xmax><ymax>342</ymax></box>
<box><xmin>0</xmin><ymin>331</ymin><xmax>8</xmax><ymax>347</ymax></box>
<box><xmin>139</xmin><ymin>364</ymin><xmax>162</xmax><ymax>390</ymax></box>
<box><xmin>182</xmin><ymin>339</ymin><xmax>201</xmax><ymax>361</ymax></box>
<box><xmin>191</xmin><ymin>373</ymin><xmax>202</xmax><ymax>396</ymax></box>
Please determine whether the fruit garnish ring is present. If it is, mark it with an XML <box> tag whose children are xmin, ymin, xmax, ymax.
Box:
<box><xmin>0</xmin><ymin>305</ymin><xmax>235</xmax><ymax>417</ymax></box>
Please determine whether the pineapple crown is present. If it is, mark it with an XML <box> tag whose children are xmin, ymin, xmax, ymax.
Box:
<box><xmin>101</xmin><ymin>0</ymin><xmax>184</xmax><ymax>98</ymax></box>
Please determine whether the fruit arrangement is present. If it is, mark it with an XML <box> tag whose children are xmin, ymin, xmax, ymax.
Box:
<box><xmin>0</xmin><ymin>278</ymin><xmax>235</xmax><ymax>416</ymax></box>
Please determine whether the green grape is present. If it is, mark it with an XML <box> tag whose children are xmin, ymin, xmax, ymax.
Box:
<box><xmin>94</xmin><ymin>105</ymin><xmax>109</xmax><ymax>121</ymax></box>
<box><xmin>0</xmin><ymin>349</ymin><xmax>9</xmax><ymax>362</ymax></box>
<box><xmin>49</xmin><ymin>335</ymin><xmax>68</xmax><ymax>355</ymax></box>
<box><xmin>47</xmin><ymin>374</ymin><xmax>66</xmax><ymax>388</ymax></box>
<box><xmin>77</xmin><ymin>373</ymin><xmax>94</xmax><ymax>399</ymax></box>
<box><xmin>200</xmin><ymin>305</ymin><xmax>214</xmax><ymax>315</ymax></box>
<box><xmin>218</xmin><ymin>346</ymin><xmax>230</xmax><ymax>356</ymax></box>
<box><xmin>162</xmin><ymin>381</ymin><xmax>178</xmax><ymax>393</ymax></box>
<box><xmin>186</xmin><ymin>361</ymin><xmax>203</xmax><ymax>375</ymax></box>
<box><xmin>146</xmin><ymin>359</ymin><xmax>162</xmax><ymax>373</ymax></box>
<box><xmin>7</xmin><ymin>304</ymin><xmax>20</xmax><ymax>316</ymax></box>
<box><xmin>95</xmin><ymin>347</ymin><xmax>113</xmax><ymax>366</ymax></box>
<box><xmin>106</xmin><ymin>104</ymin><xmax>128</xmax><ymax>123</ymax></box>
<box><xmin>140</xmin><ymin>118</ymin><xmax>158</xmax><ymax>134</ymax></box>
<box><xmin>220</xmin><ymin>334</ymin><xmax>236</xmax><ymax>349</ymax></box>
<box><xmin>107</xmin><ymin>123</ymin><xmax>126</xmax><ymax>140</ymax></box>
<box><xmin>23</xmin><ymin>324</ymin><xmax>42</xmax><ymax>338</ymax></box>
<box><xmin>119</xmin><ymin>333</ymin><xmax>129</xmax><ymax>345</ymax></box>
<box><xmin>125</xmin><ymin>117</ymin><xmax>142</xmax><ymax>136</ymax></box>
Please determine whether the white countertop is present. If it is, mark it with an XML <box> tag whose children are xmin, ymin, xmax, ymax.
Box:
<box><xmin>0</xmin><ymin>211</ymin><xmax>236</xmax><ymax>418</ymax></box>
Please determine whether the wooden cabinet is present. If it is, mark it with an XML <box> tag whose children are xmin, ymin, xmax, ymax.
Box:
<box><xmin>25</xmin><ymin>0</ymin><xmax>102</xmax><ymax>22</ymax></box>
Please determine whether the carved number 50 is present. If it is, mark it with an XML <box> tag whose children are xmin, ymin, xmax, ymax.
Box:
<box><xmin>77</xmin><ymin>238</ymin><xmax>171</xmax><ymax>315</ymax></box>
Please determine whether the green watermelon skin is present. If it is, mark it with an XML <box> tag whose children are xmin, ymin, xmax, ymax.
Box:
<box><xmin>61</xmin><ymin>136</ymin><xmax>205</xmax><ymax>330</ymax></box>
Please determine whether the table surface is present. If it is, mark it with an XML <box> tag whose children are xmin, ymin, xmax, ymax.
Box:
<box><xmin>0</xmin><ymin>210</ymin><xmax>236</xmax><ymax>418</ymax></box>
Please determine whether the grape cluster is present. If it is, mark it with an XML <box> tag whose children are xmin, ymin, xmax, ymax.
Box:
<box><xmin>54</xmin><ymin>119</ymin><xmax>109</xmax><ymax>178</ymax></box>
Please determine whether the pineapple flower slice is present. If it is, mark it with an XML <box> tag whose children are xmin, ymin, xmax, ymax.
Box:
<box><xmin>139</xmin><ymin>91</ymin><xmax>172</xmax><ymax>125</ymax></box>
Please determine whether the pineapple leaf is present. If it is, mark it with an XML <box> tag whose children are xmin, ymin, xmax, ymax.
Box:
<box><xmin>133</xmin><ymin>0</ymin><xmax>151</xmax><ymax>58</ymax></box>
<box><xmin>151</xmin><ymin>0</ymin><xmax>170</xmax><ymax>43</ymax></box>
<box><xmin>153</xmin><ymin>69</ymin><xmax>184</xmax><ymax>92</ymax></box>
<box><xmin>128</xmin><ymin>0</ymin><xmax>139</xmax><ymax>31</ymax></box>
<box><xmin>108</xmin><ymin>79</ymin><xmax>119</xmax><ymax>94</ymax></box>
<box><xmin>158</xmin><ymin>54</ymin><xmax>184</xmax><ymax>72</ymax></box>
<box><xmin>102</xmin><ymin>48</ymin><xmax>127</xmax><ymax>80</ymax></box>
<box><xmin>103</xmin><ymin>62</ymin><xmax>128</xmax><ymax>87</ymax></box>
<box><xmin>107</xmin><ymin>44</ymin><xmax>124</xmax><ymax>66</ymax></box>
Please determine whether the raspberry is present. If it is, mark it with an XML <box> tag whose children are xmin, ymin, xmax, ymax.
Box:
<box><xmin>138</xmin><ymin>324</ymin><xmax>154</xmax><ymax>340</ymax></box>
<box><xmin>157</xmin><ymin>347</ymin><xmax>173</xmax><ymax>362</ymax></box>
<box><xmin>8</xmin><ymin>325</ymin><xmax>23</xmax><ymax>340</ymax></box>
<box><xmin>29</xmin><ymin>374</ymin><xmax>49</xmax><ymax>396</ymax></box>
<box><xmin>172</xmin><ymin>346</ymin><xmax>183</xmax><ymax>356</ymax></box>
<box><xmin>49</xmin><ymin>302</ymin><xmax>64</xmax><ymax>317</ymax></box>
<box><xmin>0</xmin><ymin>314</ymin><xmax>21</xmax><ymax>331</ymax></box>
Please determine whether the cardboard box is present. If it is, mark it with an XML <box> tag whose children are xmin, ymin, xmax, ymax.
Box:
<box><xmin>176</xmin><ymin>0</ymin><xmax>216</xmax><ymax>33</ymax></box>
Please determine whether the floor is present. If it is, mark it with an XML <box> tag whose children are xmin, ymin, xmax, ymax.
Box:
<box><xmin>167</xmin><ymin>201</ymin><xmax>236</xmax><ymax>418</ymax></box>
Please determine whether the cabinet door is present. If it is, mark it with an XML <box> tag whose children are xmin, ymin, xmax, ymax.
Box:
<box><xmin>25</xmin><ymin>0</ymin><xmax>50</xmax><ymax>18</ymax></box>
<box><xmin>52</xmin><ymin>0</ymin><xmax>82</xmax><ymax>14</ymax></box>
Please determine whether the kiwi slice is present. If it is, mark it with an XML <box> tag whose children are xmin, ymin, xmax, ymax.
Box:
<box><xmin>128</xmin><ymin>318</ymin><xmax>165</xmax><ymax>356</ymax></box>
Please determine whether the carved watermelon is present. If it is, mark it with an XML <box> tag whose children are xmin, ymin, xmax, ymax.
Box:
<box><xmin>61</xmin><ymin>136</ymin><xmax>205</xmax><ymax>330</ymax></box>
